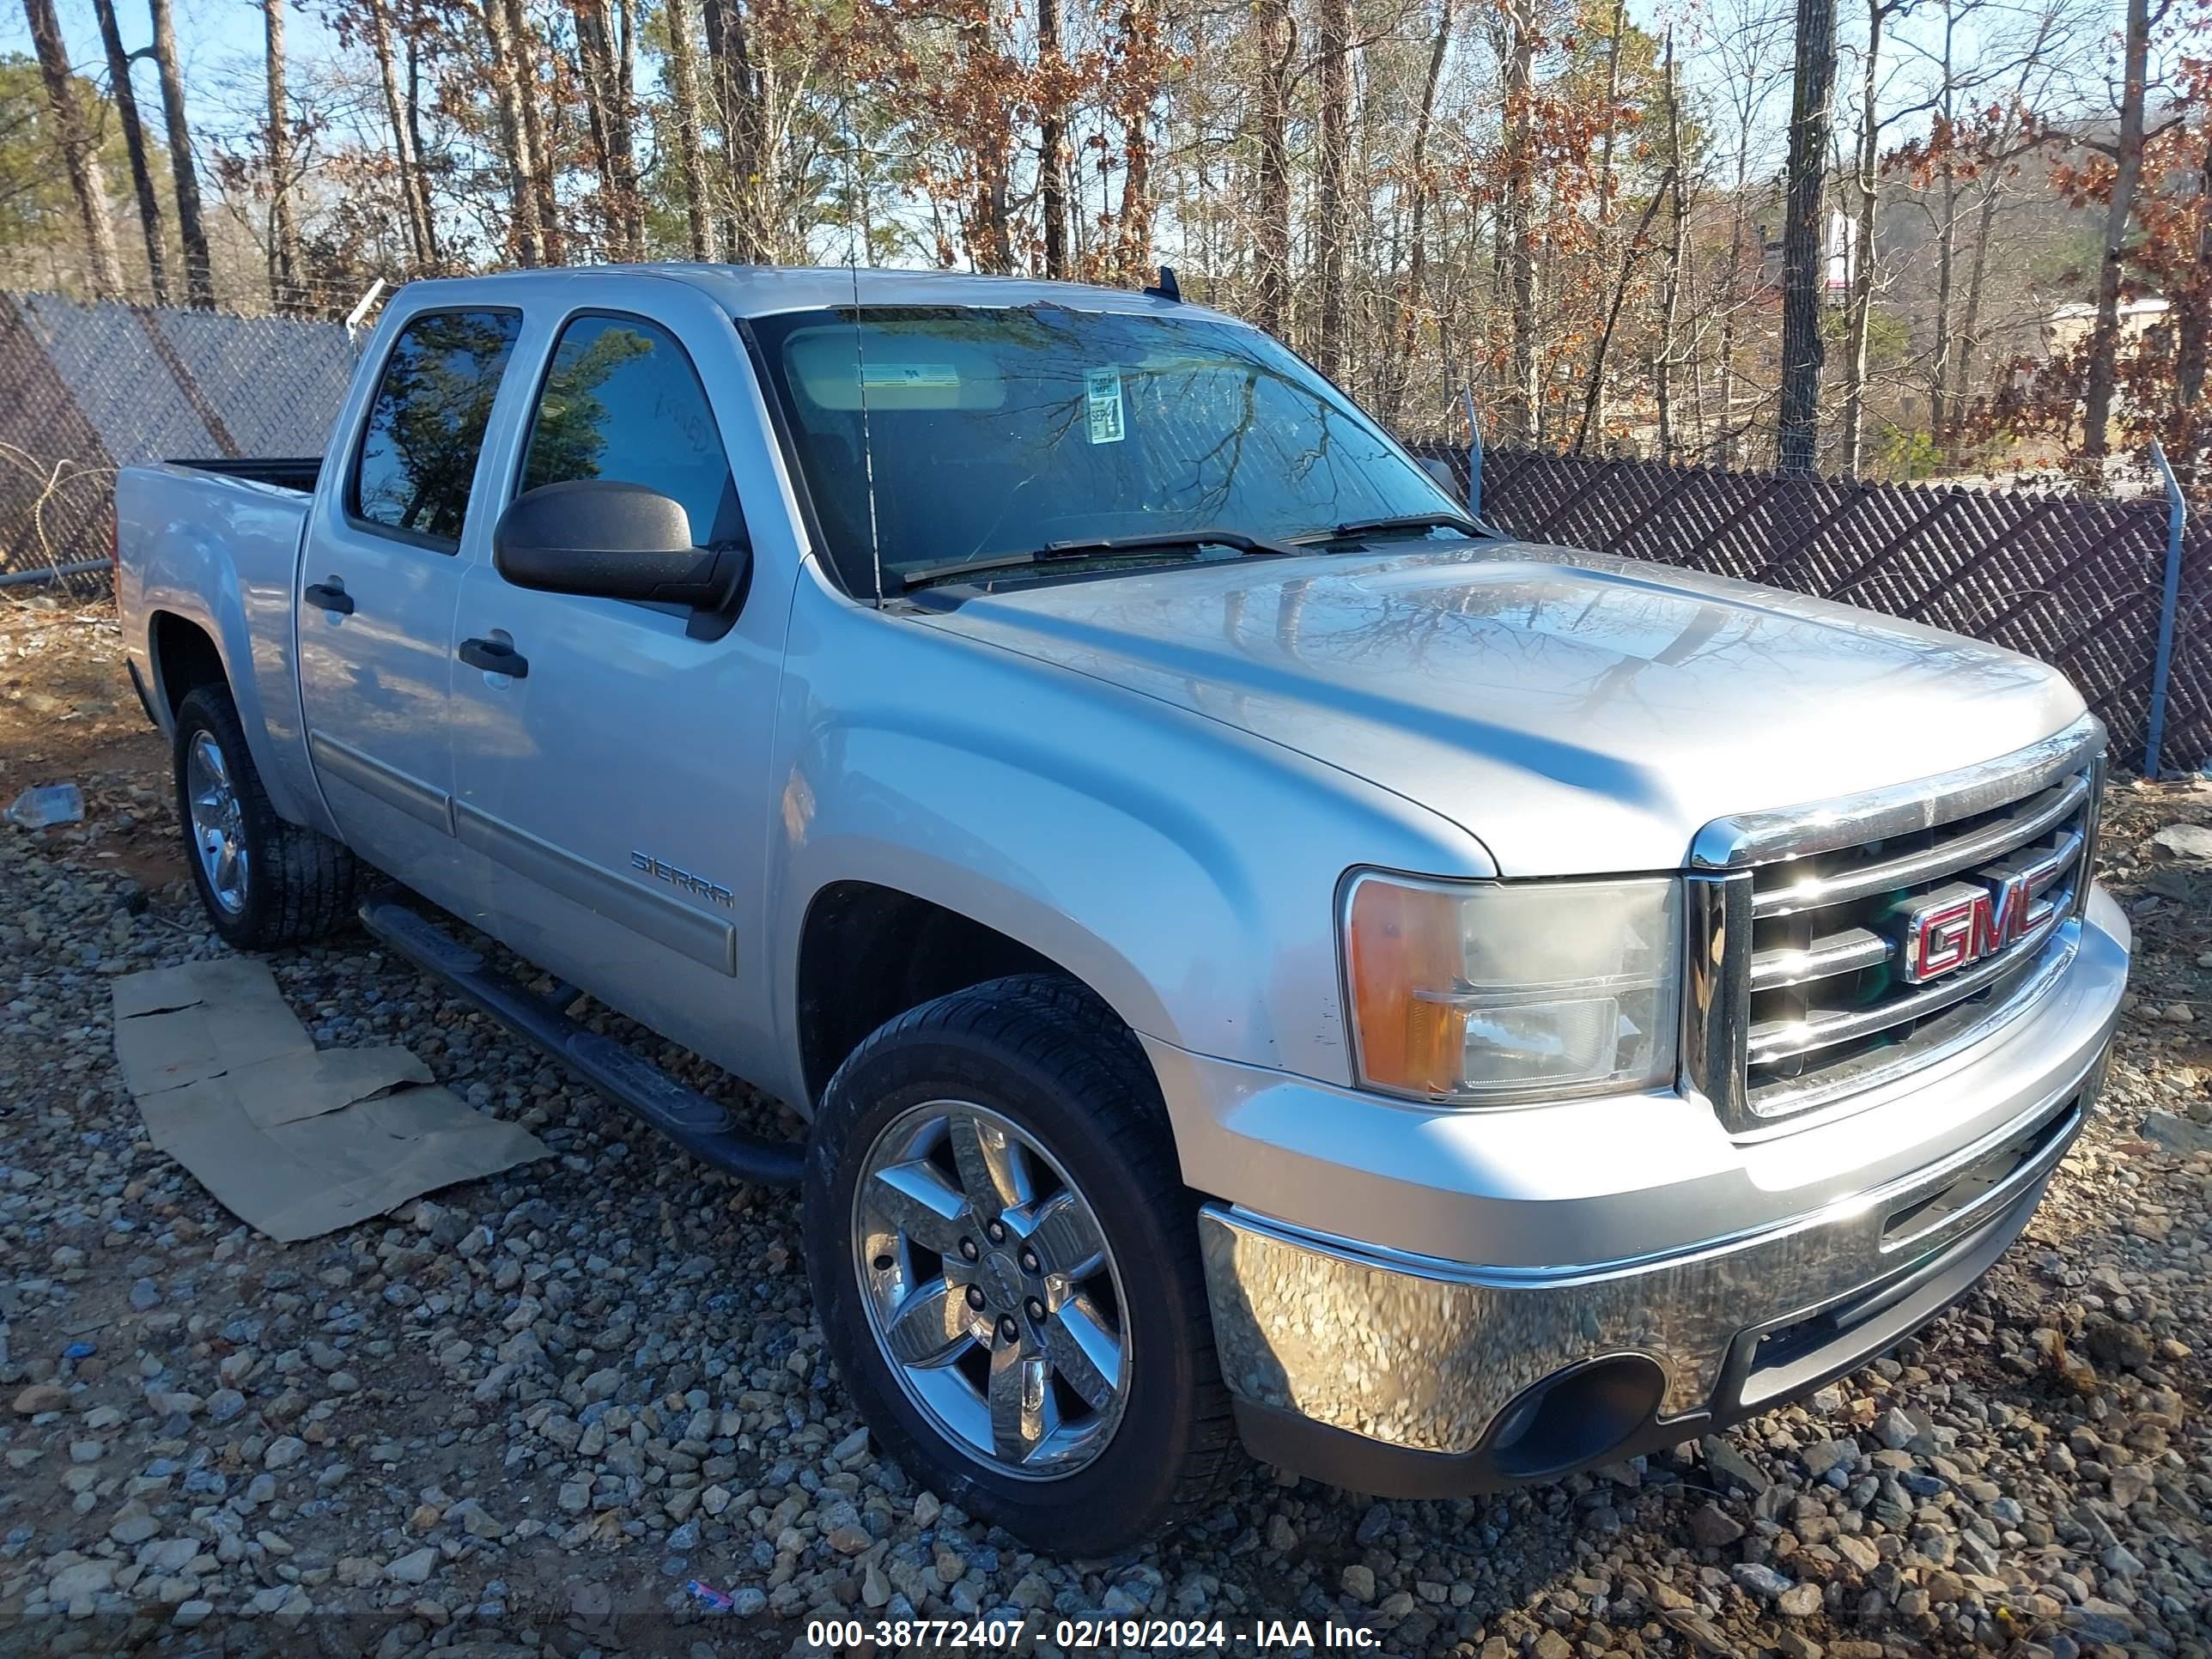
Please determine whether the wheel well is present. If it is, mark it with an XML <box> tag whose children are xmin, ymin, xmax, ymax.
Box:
<box><xmin>796</xmin><ymin>882</ymin><xmax>1085</xmax><ymax>1104</ymax></box>
<box><xmin>149</xmin><ymin>612</ymin><xmax>226</xmax><ymax>719</ymax></box>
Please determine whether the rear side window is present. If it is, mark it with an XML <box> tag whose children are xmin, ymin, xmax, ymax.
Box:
<box><xmin>518</xmin><ymin>313</ymin><xmax>739</xmax><ymax>546</ymax></box>
<box><xmin>351</xmin><ymin>309</ymin><xmax>523</xmax><ymax>544</ymax></box>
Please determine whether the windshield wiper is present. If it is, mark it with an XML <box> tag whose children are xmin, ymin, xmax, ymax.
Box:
<box><xmin>900</xmin><ymin>528</ymin><xmax>1297</xmax><ymax>592</ymax></box>
<box><xmin>1292</xmin><ymin>511</ymin><xmax>1494</xmax><ymax>544</ymax></box>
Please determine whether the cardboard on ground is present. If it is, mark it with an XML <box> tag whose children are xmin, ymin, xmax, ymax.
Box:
<box><xmin>113</xmin><ymin>957</ymin><xmax>547</xmax><ymax>1242</ymax></box>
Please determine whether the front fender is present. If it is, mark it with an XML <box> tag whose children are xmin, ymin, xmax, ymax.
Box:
<box><xmin>767</xmin><ymin>589</ymin><xmax>1492</xmax><ymax>1103</ymax></box>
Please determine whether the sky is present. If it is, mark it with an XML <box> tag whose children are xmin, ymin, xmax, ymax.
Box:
<box><xmin>2</xmin><ymin>0</ymin><xmax>342</xmax><ymax>108</ymax></box>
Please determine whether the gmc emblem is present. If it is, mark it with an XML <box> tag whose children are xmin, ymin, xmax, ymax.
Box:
<box><xmin>1898</xmin><ymin>872</ymin><xmax>2036</xmax><ymax>982</ymax></box>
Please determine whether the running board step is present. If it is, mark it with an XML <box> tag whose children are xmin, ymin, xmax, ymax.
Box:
<box><xmin>358</xmin><ymin>898</ymin><xmax>802</xmax><ymax>1188</ymax></box>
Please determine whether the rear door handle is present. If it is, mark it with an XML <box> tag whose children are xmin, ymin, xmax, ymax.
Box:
<box><xmin>458</xmin><ymin>636</ymin><xmax>528</xmax><ymax>678</ymax></box>
<box><xmin>303</xmin><ymin>580</ymin><xmax>354</xmax><ymax>615</ymax></box>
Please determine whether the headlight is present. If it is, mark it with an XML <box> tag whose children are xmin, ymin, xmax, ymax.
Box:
<box><xmin>1342</xmin><ymin>872</ymin><xmax>1682</xmax><ymax>1105</ymax></box>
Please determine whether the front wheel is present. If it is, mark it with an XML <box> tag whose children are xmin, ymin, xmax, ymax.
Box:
<box><xmin>803</xmin><ymin>975</ymin><xmax>1238</xmax><ymax>1554</ymax></box>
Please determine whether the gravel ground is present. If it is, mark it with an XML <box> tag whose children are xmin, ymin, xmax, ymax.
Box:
<box><xmin>2</xmin><ymin>594</ymin><xmax>2209</xmax><ymax>1659</ymax></box>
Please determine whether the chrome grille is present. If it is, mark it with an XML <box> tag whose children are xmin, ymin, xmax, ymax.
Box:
<box><xmin>1682</xmin><ymin>717</ymin><xmax>2106</xmax><ymax>1134</ymax></box>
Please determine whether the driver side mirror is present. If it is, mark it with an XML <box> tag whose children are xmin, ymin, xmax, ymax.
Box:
<box><xmin>493</xmin><ymin>479</ymin><xmax>750</xmax><ymax>614</ymax></box>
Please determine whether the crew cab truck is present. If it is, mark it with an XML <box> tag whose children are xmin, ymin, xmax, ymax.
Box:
<box><xmin>116</xmin><ymin>265</ymin><xmax>2129</xmax><ymax>1554</ymax></box>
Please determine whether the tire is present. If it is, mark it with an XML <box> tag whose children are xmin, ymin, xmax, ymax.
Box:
<box><xmin>173</xmin><ymin>684</ymin><xmax>360</xmax><ymax>950</ymax></box>
<box><xmin>804</xmin><ymin>974</ymin><xmax>1239</xmax><ymax>1553</ymax></box>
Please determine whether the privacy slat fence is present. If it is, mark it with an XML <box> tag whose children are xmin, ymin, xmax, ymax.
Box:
<box><xmin>3</xmin><ymin>289</ymin><xmax>2200</xmax><ymax>772</ymax></box>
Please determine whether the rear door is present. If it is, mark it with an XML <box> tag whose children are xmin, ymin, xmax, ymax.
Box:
<box><xmin>296</xmin><ymin>306</ymin><xmax>523</xmax><ymax>911</ymax></box>
<box><xmin>445</xmin><ymin>288</ymin><xmax>796</xmax><ymax>1078</ymax></box>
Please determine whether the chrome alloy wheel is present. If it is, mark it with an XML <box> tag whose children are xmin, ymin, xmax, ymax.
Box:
<box><xmin>186</xmin><ymin>731</ymin><xmax>248</xmax><ymax>915</ymax></box>
<box><xmin>852</xmin><ymin>1100</ymin><xmax>1131</xmax><ymax>1479</ymax></box>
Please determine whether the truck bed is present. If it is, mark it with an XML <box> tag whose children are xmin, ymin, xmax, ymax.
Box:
<box><xmin>165</xmin><ymin>456</ymin><xmax>323</xmax><ymax>494</ymax></box>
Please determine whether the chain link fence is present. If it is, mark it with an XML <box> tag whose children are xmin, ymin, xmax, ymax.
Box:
<box><xmin>0</xmin><ymin>291</ymin><xmax>355</xmax><ymax>597</ymax></box>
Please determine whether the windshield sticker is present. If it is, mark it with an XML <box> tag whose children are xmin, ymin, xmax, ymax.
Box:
<box><xmin>1085</xmin><ymin>370</ymin><xmax>1126</xmax><ymax>444</ymax></box>
<box><xmin>861</xmin><ymin>362</ymin><xmax>961</xmax><ymax>390</ymax></box>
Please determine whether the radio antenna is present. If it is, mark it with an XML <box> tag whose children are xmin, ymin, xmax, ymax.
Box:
<box><xmin>841</xmin><ymin>92</ymin><xmax>886</xmax><ymax>608</ymax></box>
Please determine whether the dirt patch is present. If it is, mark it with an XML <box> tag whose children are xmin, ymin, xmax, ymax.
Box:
<box><xmin>1</xmin><ymin>592</ymin><xmax>185</xmax><ymax>890</ymax></box>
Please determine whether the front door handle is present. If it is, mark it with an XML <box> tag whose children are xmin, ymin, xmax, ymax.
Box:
<box><xmin>458</xmin><ymin>636</ymin><xmax>529</xmax><ymax>678</ymax></box>
<box><xmin>303</xmin><ymin>579</ymin><xmax>354</xmax><ymax>615</ymax></box>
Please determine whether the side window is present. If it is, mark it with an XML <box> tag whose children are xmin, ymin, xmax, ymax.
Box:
<box><xmin>351</xmin><ymin>309</ymin><xmax>522</xmax><ymax>544</ymax></box>
<box><xmin>519</xmin><ymin>314</ymin><xmax>738</xmax><ymax>547</ymax></box>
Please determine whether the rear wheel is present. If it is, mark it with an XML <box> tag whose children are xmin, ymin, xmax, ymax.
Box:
<box><xmin>804</xmin><ymin>975</ymin><xmax>1238</xmax><ymax>1553</ymax></box>
<box><xmin>173</xmin><ymin>684</ymin><xmax>359</xmax><ymax>949</ymax></box>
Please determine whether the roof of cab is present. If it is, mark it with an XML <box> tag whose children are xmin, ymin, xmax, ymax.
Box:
<box><xmin>388</xmin><ymin>263</ymin><xmax>1246</xmax><ymax>327</ymax></box>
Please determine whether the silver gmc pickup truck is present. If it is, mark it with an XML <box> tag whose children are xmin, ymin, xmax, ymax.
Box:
<box><xmin>115</xmin><ymin>264</ymin><xmax>2128</xmax><ymax>1554</ymax></box>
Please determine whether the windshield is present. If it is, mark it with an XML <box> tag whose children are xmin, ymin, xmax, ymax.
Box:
<box><xmin>746</xmin><ymin>304</ymin><xmax>1461</xmax><ymax>595</ymax></box>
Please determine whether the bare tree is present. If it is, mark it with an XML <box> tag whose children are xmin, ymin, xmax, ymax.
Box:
<box><xmin>1037</xmin><ymin>0</ymin><xmax>1067</xmax><ymax>276</ymax></box>
<box><xmin>476</xmin><ymin>0</ymin><xmax>546</xmax><ymax>264</ymax></box>
<box><xmin>23</xmin><ymin>0</ymin><xmax>125</xmax><ymax>300</ymax></box>
<box><xmin>662</xmin><ymin>0</ymin><xmax>714</xmax><ymax>260</ymax></box>
<box><xmin>1496</xmin><ymin>0</ymin><xmax>1540</xmax><ymax>441</ymax></box>
<box><xmin>264</xmin><ymin>0</ymin><xmax>304</xmax><ymax>310</ymax></box>
<box><xmin>362</xmin><ymin>0</ymin><xmax>438</xmax><ymax>266</ymax></box>
<box><xmin>2081</xmin><ymin>0</ymin><xmax>2156</xmax><ymax>461</ymax></box>
<box><xmin>1379</xmin><ymin>0</ymin><xmax>1453</xmax><ymax>426</ymax></box>
<box><xmin>1655</xmin><ymin>31</ymin><xmax>1687</xmax><ymax>455</ymax></box>
<box><xmin>1586</xmin><ymin>0</ymin><xmax>1628</xmax><ymax>441</ymax></box>
<box><xmin>1313</xmin><ymin>0</ymin><xmax>1352</xmax><ymax>378</ymax></box>
<box><xmin>1778</xmin><ymin>0</ymin><xmax>1838</xmax><ymax>477</ymax></box>
<box><xmin>1250</xmin><ymin>0</ymin><xmax>1293</xmax><ymax>339</ymax></box>
<box><xmin>90</xmin><ymin>0</ymin><xmax>167</xmax><ymax>302</ymax></box>
<box><xmin>576</xmin><ymin>0</ymin><xmax>646</xmax><ymax>257</ymax></box>
<box><xmin>148</xmin><ymin>0</ymin><xmax>215</xmax><ymax>305</ymax></box>
<box><xmin>1838</xmin><ymin>0</ymin><xmax>1905</xmax><ymax>477</ymax></box>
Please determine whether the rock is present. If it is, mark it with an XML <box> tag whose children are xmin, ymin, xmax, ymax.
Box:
<box><xmin>1799</xmin><ymin>1438</ymin><xmax>1855</xmax><ymax>1479</ymax></box>
<box><xmin>1778</xmin><ymin>1583</ymin><xmax>1822</xmax><ymax>1617</ymax></box>
<box><xmin>2084</xmin><ymin>1316</ymin><xmax>2153</xmax><ymax>1371</ymax></box>
<box><xmin>386</xmin><ymin>1547</ymin><xmax>437</xmax><ymax>1584</ymax></box>
<box><xmin>1265</xmin><ymin>1513</ymin><xmax>1296</xmax><ymax>1553</ymax></box>
<box><xmin>264</xmin><ymin>1435</ymin><xmax>307</xmax><ymax>1470</ymax></box>
<box><xmin>12</xmin><ymin>1384</ymin><xmax>68</xmax><ymax>1414</ymax></box>
<box><xmin>1688</xmin><ymin>1504</ymin><xmax>1745</xmax><ymax>1548</ymax></box>
<box><xmin>2151</xmin><ymin>823</ymin><xmax>2212</xmax><ymax>860</ymax></box>
<box><xmin>172</xmin><ymin>1601</ymin><xmax>213</xmax><ymax>1628</ymax></box>
<box><xmin>49</xmin><ymin>1560</ymin><xmax>114</xmax><ymax>1602</ymax></box>
<box><xmin>448</xmin><ymin>1498</ymin><xmax>505</xmax><ymax>1540</ymax></box>
<box><xmin>1731</xmin><ymin>1562</ymin><xmax>1792</xmax><ymax>1600</ymax></box>
<box><xmin>1341</xmin><ymin>1564</ymin><xmax>1376</xmax><ymax>1602</ymax></box>
<box><xmin>107</xmin><ymin>1508</ymin><xmax>160</xmax><ymax>1546</ymax></box>
<box><xmin>137</xmin><ymin>1538</ymin><xmax>198</xmax><ymax>1575</ymax></box>
<box><xmin>1700</xmin><ymin>1437</ymin><xmax>1770</xmax><ymax>1495</ymax></box>
<box><xmin>2141</xmin><ymin>1110</ymin><xmax>2212</xmax><ymax>1154</ymax></box>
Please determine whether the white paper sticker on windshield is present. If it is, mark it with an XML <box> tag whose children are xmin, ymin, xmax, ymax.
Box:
<box><xmin>862</xmin><ymin>362</ymin><xmax>961</xmax><ymax>389</ymax></box>
<box><xmin>1085</xmin><ymin>370</ymin><xmax>1126</xmax><ymax>444</ymax></box>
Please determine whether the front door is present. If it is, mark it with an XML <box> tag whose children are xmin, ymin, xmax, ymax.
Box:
<box><xmin>295</xmin><ymin>306</ymin><xmax>524</xmax><ymax>916</ymax></box>
<box><xmin>446</xmin><ymin>295</ymin><xmax>793</xmax><ymax>1078</ymax></box>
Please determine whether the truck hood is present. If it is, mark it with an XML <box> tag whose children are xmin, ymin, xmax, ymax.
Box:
<box><xmin>911</xmin><ymin>542</ymin><xmax>2087</xmax><ymax>875</ymax></box>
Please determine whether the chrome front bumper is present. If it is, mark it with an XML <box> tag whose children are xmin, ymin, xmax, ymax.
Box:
<box><xmin>1198</xmin><ymin>969</ymin><xmax>2118</xmax><ymax>1493</ymax></box>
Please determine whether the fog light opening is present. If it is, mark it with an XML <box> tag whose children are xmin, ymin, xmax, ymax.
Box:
<box><xmin>1485</xmin><ymin>1354</ymin><xmax>1666</xmax><ymax>1480</ymax></box>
